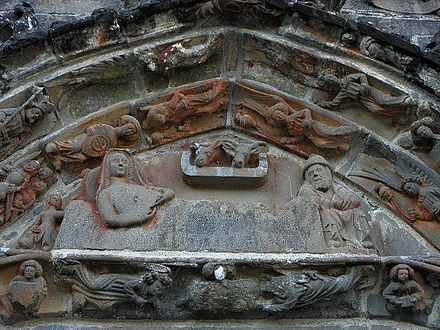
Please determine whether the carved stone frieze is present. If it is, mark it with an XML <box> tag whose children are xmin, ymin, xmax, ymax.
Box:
<box><xmin>0</xmin><ymin>156</ymin><xmax>54</xmax><ymax>227</ymax></box>
<box><xmin>315</xmin><ymin>73</ymin><xmax>415</xmax><ymax>125</ymax></box>
<box><xmin>7</xmin><ymin>260</ymin><xmax>47</xmax><ymax>316</ymax></box>
<box><xmin>17</xmin><ymin>194</ymin><xmax>64</xmax><ymax>251</ymax></box>
<box><xmin>299</xmin><ymin>154</ymin><xmax>376</xmax><ymax>250</ymax></box>
<box><xmin>139</xmin><ymin>80</ymin><xmax>228</xmax><ymax>147</ymax></box>
<box><xmin>54</xmin><ymin>261</ymin><xmax>172</xmax><ymax>311</ymax></box>
<box><xmin>383</xmin><ymin>264</ymin><xmax>430</xmax><ymax>325</ymax></box>
<box><xmin>263</xmin><ymin>265</ymin><xmax>375</xmax><ymax>312</ymax></box>
<box><xmin>233</xmin><ymin>82</ymin><xmax>356</xmax><ymax>157</ymax></box>
<box><xmin>44</xmin><ymin>115</ymin><xmax>141</xmax><ymax>171</ymax></box>
<box><xmin>0</xmin><ymin>87</ymin><xmax>55</xmax><ymax>157</ymax></box>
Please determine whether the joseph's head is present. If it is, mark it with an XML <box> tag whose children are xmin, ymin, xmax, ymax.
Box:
<box><xmin>303</xmin><ymin>154</ymin><xmax>333</xmax><ymax>192</ymax></box>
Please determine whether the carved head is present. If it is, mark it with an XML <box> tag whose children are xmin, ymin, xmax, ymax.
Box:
<box><xmin>38</xmin><ymin>167</ymin><xmax>53</xmax><ymax>182</ymax></box>
<box><xmin>23</xmin><ymin>160</ymin><xmax>40</xmax><ymax>174</ymax></box>
<box><xmin>143</xmin><ymin>264</ymin><xmax>172</xmax><ymax>296</ymax></box>
<box><xmin>146</xmin><ymin>105</ymin><xmax>168</xmax><ymax>128</ymax></box>
<box><xmin>416</xmin><ymin>125</ymin><xmax>434</xmax><ymax>139</ymax></box>
<box><xmin>24</xmin><ymin>107</ymin><xmax>43</xmax><ymax>124</ymax></box>
<box><xmin>97</xmin><ymin>149</ymin><xmax>145</xmax><ymax>193</ymax></box>
<box><xmin>267</xmin><ymin>103</ymin><xmax>290</xmax><ymax>123</ymax></box>
<box><xmin>303</xmin><ymin>154</ymin><xmax>333</xmax><ymax>192</ymax></box>
<box><xmin>19</xmin><ymin>260</ymin><xmax>42</xmax><ymax>279</ymax></box>
<box><xmin>318</xmin><ymin>74</ymin><xmax>341</xmax><ymax>91</ymax></box>
<box><xmin>108</xmin><ymin>152</ymin><xmax>129</xmax><ymax>178</ymax></box>
<box><xmin>400</xmin><ymin>177</ymin><xmax>422</xmax><ymax>197</ymax></box>
<box><xmin>390</xmin><ymin>264</ymin><xmax>414</xmax><ymax>283</ymax></box>
<box><xmin>48</xmin><ymin>194</ymin><xmax>62</xmax><ymax>210</ymax></box>
<box><xmin>190</xmin><ymin>141</ymin><xmax>223</xmax><ymax>167</ymax></box>
<box><xmin>221</xmin><ymin>140</ymin><xmax>268</xmax><ymax>168</ymax></box>
<box><xmin>32</xmin><ymin>179</ymin><xmax>47</xmax><ymax>193</ymax></box>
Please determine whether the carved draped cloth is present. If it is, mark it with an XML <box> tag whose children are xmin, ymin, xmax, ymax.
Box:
<box><xmin>50</xmin><ymin>124</ymin><xmax>119</xmax><ymax>163</ymax></box>
<box><xmin>298</xmin><ymin>181</ymin><xmax>371</xmax><ymax>247</ymax></box>
<box><xmin>383</xmin><ymin>280</ymin><xmax>426</xmax><ymax>312</ymax></box>
<box><xmin>69</xmin><ymin>264</ymin><xmax>149</xmax><ymax>309</ymax></box>
<box><xmin>285</xmin><ymin>109</ymin><xmax>354</xmax><ymax>149</ymax></box>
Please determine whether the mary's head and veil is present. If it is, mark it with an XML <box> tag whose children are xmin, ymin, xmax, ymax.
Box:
<box><xmin>78</xmin><ymin>149</ymin><xmax>174</xmax><ymax>228</ymax></box>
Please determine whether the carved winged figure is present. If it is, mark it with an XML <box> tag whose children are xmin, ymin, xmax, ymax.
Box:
<box><xmin>55</xmin><ymin>261</ymin><xmax>172</xmax><ymax>310</ymax></box>
<box><xmin>349</xmin><ymin>159</ymin><xmax>440</xmax><ymax>222</ymax></box>
<box><xmin>315</xmin><ymin>73</ymin><xmax>414</xmax><ymax>123</ymax></box>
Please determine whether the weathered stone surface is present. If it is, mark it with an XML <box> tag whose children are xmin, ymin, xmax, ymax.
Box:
<box><xmin>55</xmin><ymin>197</ymin><xmax>327</xmax><ymax>253</ymax></box>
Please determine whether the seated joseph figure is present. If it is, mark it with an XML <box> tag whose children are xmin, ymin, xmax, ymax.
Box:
<box><xmin>78</xmin><ymin>149</ymin><xmax>174</xmax><ymax>228</ymax></box>
<box><xmin>298</xmin><ymin>154</ymin><xmax>373</xmax><ymax>249</ymax></box>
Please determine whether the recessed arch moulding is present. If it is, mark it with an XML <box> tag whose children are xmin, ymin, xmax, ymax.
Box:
<box><xmin>0</xmin><ymin>2</ymin><xmax>439</xmax><ymax>327</ymax></box>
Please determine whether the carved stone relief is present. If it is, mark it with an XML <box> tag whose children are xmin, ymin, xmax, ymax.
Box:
<box><xmin>7</xmin><ymin>260</ymin><xmax>47</xmax><ymax>315</ymax></box>
<box><xmin>397</xmin><ymin>105</ymin><xmax>440</xmax><ymax>165</ymax></box>
<box><xmin>264</xmin><ymin>265</ymin><xmax>375</xmax><ymax>312</ymax></box>
<box><xmin>299</xmin><ymin>154</ymin><xmax>376</xmax><ymax>250</ymax></box>
<box><xmin>44</xmin><ymin>115</ymin><xmax>141</xmax><ymax>170</ymax></box>
<box><xmin>233</xmin><ymin>82</ymin><xmax>356</xmax><ymax>158</ymax></box>
<box><xmin>315</xmin><ymin>73</ymin><xmax>415</xmax><ymax>125</ymax></box>
<box><xmin>351</xmin><ymin>164</ymin><xmax>440</xmax><ymax>223</ymax></box>
<box><xmin>0</xmin><ymin>0</ymin><xmax>439</xmax><ymax>327</ymax></box>
<box><xmin>0</xmin><ymin>87</ymin><xmax>55</xmax><ymax>157</ymax></box>
<box><xmin>54</xmin><ymin>261</ymin><xmax>172</xmax><ymax>311</ymax></box>
<box><xmin>0</xmin><ymin>156</ymin><xmax>54</xmax><ymax>227</ymax></box>
<box><xmin>383</xmin><ymin>264</ymin><xmax>430</xmax><ymax>325</ymax></box>
<box><xmin>17</xmin><ymin>194</ymin><xmax>64</xmax><ymax>251</ymax></box>
<box><xmin>139</xmin><ymin>80</ymin><xmax>228</xmax><ymax>147</ymax></box>
<box><xmin>75</xmin><ymin>149</ymin><xmax>174</xmax><ymax>229</ymax></box>
<box><xmin>182</xmin><ymin>138</ymin><xmax>269</xmax><ymax>187</ymax></box>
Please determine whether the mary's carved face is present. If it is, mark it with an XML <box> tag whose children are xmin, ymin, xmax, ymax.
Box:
<box><xmin>108</xmin><ymin>153</ymin><xmax>129</xmax><ymax>177</ymax></box>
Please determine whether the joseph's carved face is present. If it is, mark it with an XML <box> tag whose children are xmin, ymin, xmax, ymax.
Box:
<box><xmin>306</xmin><ymin>164</ymin><xmax>332</xmax><ymax>192</ymax></box>
<box><xmin>397</xmin><ymin>269</ymin><xmax>409</xmax><ymax>283</ymax></box>
<box><xmin>108</xmin><ymin>153</ymin><xmax>128</xmax><ymax>177</ymax></box>
<box><xmin>24</xmin><ymin>265</ymin><xmax>36</xmax><ymax>280</ymax></box>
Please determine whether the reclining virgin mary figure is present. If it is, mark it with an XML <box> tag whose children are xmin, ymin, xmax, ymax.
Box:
<box><xmin>78</xmin><ymin>149</ymin><xmax>174</xmax><ymax>228</ymax></box>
